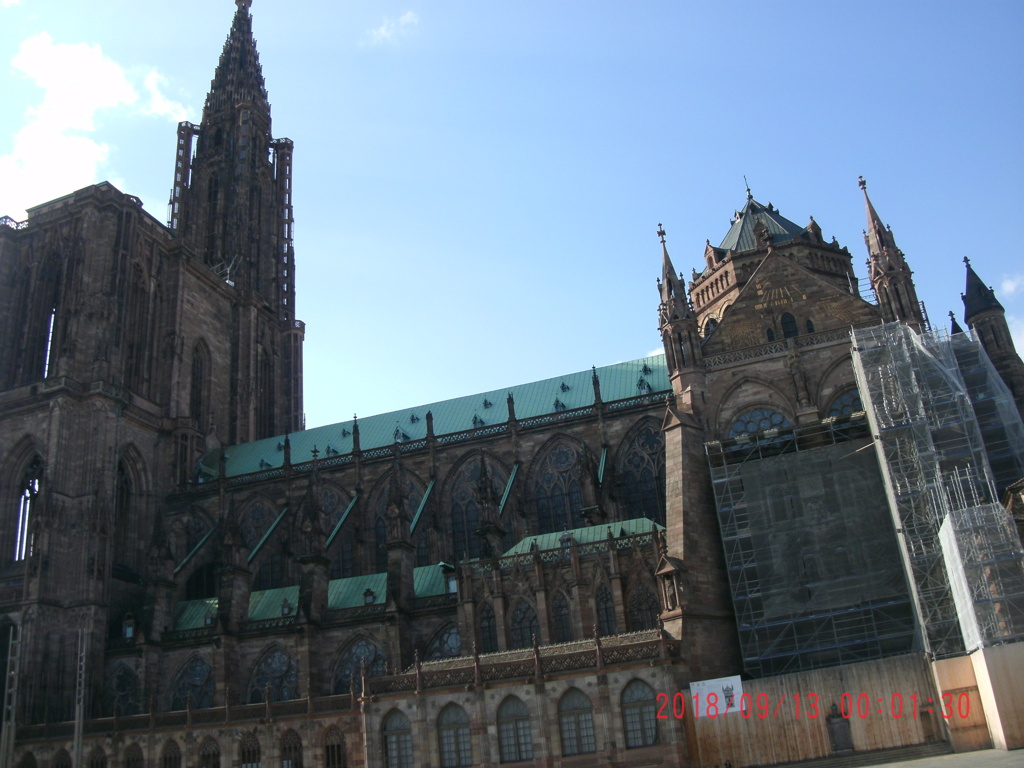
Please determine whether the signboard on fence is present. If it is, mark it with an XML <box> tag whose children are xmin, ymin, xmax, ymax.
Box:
<box><xmin>690</xmin><ymin>675</ymin><xmax>746</xmax><ymax>717</ymax></box>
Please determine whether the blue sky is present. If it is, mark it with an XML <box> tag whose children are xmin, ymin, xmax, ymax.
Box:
<box><xmin>2</xmin><ymin>1</ymin><xmax>1022</xmax><ymax>431</ymax></box>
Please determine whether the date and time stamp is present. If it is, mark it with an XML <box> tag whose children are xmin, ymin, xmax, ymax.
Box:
<box><xmin>658</xmin><ymin>691</ymin><xmax>972</xmax><ymax>721</ymax></box>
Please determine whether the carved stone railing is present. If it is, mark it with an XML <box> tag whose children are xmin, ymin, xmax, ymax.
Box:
<box><xmin>702</xmin><ymin>327</ymin><xmax>855</xmax><ymax>369</ymax></box>
<box><xmin>466</xmin><ymin>529</ymin><xmax>657</xmax><ymax>574</ymax></box>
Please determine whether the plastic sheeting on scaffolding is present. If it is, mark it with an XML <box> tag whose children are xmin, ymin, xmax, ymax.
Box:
<box><xmin>852</xmin><ymin>323</ymin><xmax>1024</xmax><ymax>658</ymax></box>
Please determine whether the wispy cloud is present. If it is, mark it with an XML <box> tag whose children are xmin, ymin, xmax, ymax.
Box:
<box><xmin>1000</xmin><ymin>275</ymin><xmax>1024</xmax><ymax>297</ymax></box>
<box><xmin>0</xmin><ymin>33</ymin><xmax>186</xmax><ymax>220</ymax></box>
<box><xmin>1</xmin><ymin>0</ymin><xmax>22</xmax><ymax>8</ymax></box>
<box><xmin>362</xmin><ymin>11</ymin><xmax>419</xmax><ymax>46</ymax></box>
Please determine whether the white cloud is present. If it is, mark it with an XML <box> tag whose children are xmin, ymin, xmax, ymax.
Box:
<box><xmin>0</xmin><ymin>33</ymin><xmax>185</xmax><ymax>220</ymax></box>
<box><xmin>362</xmin><ymin>11</ymin><xmax>419</xmax><ymax>46</ymax></box>
<box><xmin>142</xmin><ymin>70</ymin><xmax>187</xmax><ymax>121</ymax></box>
<box><xmin>1</xmin><ymin>0</ymin><xmax>22</xmax><ymax>8</ymax></box>
<box><xmin>1000</xmin><ymin>275</ymin><xmax>1024</xmax><ymax>297</ymax></box>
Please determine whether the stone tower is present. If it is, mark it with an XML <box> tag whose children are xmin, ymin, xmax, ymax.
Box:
<box><xmin>860</xmin><ymin>176</ymin><xmax>926</xmax><ymax>331</ymax></box>
<box><xmin>0</xmin><ymin>0</ymin><xmax>302</xmax><ymax>722</ymax></box>
<box><xmin>170</xmin><ymin>0</ymin><xmax>303</xmax><ymax>443</ymax></box>
<box><xmin>962</xmin><ymin>257</ymin><xmax>1024</xmax><ymax>417</ymax></box>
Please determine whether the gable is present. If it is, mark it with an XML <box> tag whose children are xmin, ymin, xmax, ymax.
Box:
<box><xmin>702</xmin><ymin>250</ymin><xmax>880</xmax><ymax>355</ymax></box>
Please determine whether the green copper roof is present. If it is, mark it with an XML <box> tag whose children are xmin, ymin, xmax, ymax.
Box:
<box><xmin>502</xmin><ymin>517</ymin><xmax>662</xmax><ymax>556</ymax></box>
<box><xmin>249</xmin><ymin>585</ymin><xmax>300</xmax><ymax>620</ymax></box>
<box><xmin>199</xmin><ymin>354</ymin><xmax>669</xmax><ymax>481</ymax></box>
<box><xmin>718</xmin><ymin>197</ymin><xmax>807</xmax><ymax>253</ymax></box>
<box><xmin>173</xmin><ymin>597</ymin><xmax>217</xmax><ymax>631</ymax></box>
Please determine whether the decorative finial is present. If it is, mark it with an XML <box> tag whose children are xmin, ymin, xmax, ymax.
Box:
<box><xmin>657</xmin><ymin>223</ymin><xmax>666</xmax><ymax>245</ymax></box>
<box><xmin>963</xmin><ymin>256</ymin><xmax>971</xmax><ymax>266</ymax></box>
<box><xmin>744</xmin><ymin>176</ymin><xmax>752</xmax><ymax>200</ymax></box>
<box><xmin>311</xmin><ymin>445</ymin><xmax>319</xmax><ymax>460</ymax></box>
<box><xmin>948</xmin><ymin>310</ymin><xmax>956</xmax><ymax>322</ymax></box>
<box><xmin>858</xmin><ymin>175</ymin><xmax>867</xmax><ymax>190</ymax></box>
<box><xmin>236</xmin><ymin>0</ymin><xmax>252</xmax><ymax>11</ymax></box>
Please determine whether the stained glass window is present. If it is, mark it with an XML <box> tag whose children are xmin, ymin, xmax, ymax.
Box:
<box><xmin>596</xmin><ymin>585</ymin><xmax>617</xmax><ymax>636</ymax></box>
<box><xmin>551</xmin><ymin>592</ymin><xmax>573</xmax><ymax>643</ymax></box>
<box><xmin>14</xmin><ymin>455</ymin><xmax>41</xmax><ymax>562</ymax></box>
<box><xmin>170</xmin><ymin>657</ymin><xmax>214</xmax><ymax>710</ymax></box>
<box><xmin>239</xmin><ymin>733</ymin><xmax>260</xmax><ymax>768</ymax></box>
<box><xmin>253</xmin><ymin>552</ymin><xmax>284</xmax><ymax>591</ymax></box>
<box><xmin>828</xmin><ymin>389</ymin><xmax>863</xmax><ymax>418</ymax></box>
<box><xmin>333</xmin><ymin>638</ymin><xmax>387</xmax><ymax>694</ymax></box>
<box><xmin>781</xmin><ymin>313</ymin><xmax>798</xmax><ymax>338</ymax></box>
<box><xmin>103</xmin><ymin>663</ymin><xmax>140</xmax><ymax>716</ymax></box>
<box><xmin>382</xmin><ymin>710</ymin><xmax>413</xmax><ymax>768</ymax></box>
<box><xmin>241</xmin><ymin>502</ymin><xmax>275</xmax><ymax>550</ymax></box>
<box><xmin>425</xmin><ymin>625</ymin><xmax>462</xmax><ymax>660</ymax></box>
<box><xmin>479</xmin><ymin>603</ymin><xmax>498</xmax><ymax>654</ymax></box>
<box><xmin>497</xmin><ymin>697</ymin><xmax>532</xmax><ymax>763</ymax></box>
<box><xmin>627</xmin><ymin>585</ymin><xmax>660</xmax><ymax>631</ymax></box>
<box><xmin>87</xmin><ymin>747</ymin><xmax>106</xmax><ymax>768</ymax></box>
<box><xmin>281</xmin><ymin>731</ymin><xmax>302</xmax><ymax>768</ymax></box>
<box><xmin>198</xmin><ymin>738</ymin><xmax>220</xmax><ymax>768</ymax></box>
<box><xmin>161</xmin><ymin>741</ymin><xmax>181</xmax><ymax>768</ymax></box>
<box><xmin>247</xmin><ymin>649</ymin><xmax>298</xmax><ymax>703</ymax></box>
<box><xmin>617</xmin><ymin>423</ymin><xmax>665</xmax><ymax>525</ymax></box>
<box><xmin>508</xmin><ymin>601</ymin><xmax>539</xmax><ymax>650</ymax></box>
<box><xmin>728</xmin><ymin>408</ymin><xmax>792</xmax><ymax>438</ymax></box>
<box><xmin>448</xmin><ymin>458</ymin><xmax>505</xmax><ymax>562</ymax></box>
<box><xmin>123</xmin><ymin>746</ymin><xmax>143</xmax><ymax>768</ymax></box>
<box><xmin>438</xmin><ymin>705</ymin><xmax>472</xmax><ymax>768</ymax></box>
<box><xmin>534</xmin><ymin>442</ymin><xmax>584</xmax><ymax>534</ymax></box>
<box><xmin>558</xmin><ymin>689</ymin><xmax>596</xmax><ymax>756</ymax></box>
<box><xmin>323</xmin><ymin>727</ymin><xmax>346</xmax><ymax>768</ymax></box>
<box><xmin>51</xmin><ymin>752</ymin><xmax>70</xmax><ymax>768</ymax></box>
<box><xmin>622</xmin><ymin>679</ymin><xmax>658</xmax><ymax>748</ymax></box>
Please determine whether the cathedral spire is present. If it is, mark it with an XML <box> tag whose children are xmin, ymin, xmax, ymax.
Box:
<box><xmin>656</xmin><ymin>225</ymin><xmax>701</xmax><ymax>375</ymax></box>
<box><xmin>962</xmin><ymin>256</ymin><xmax>1005</xmax><ymax>321</ymax></box>
<box><xmin>859</xmin><ymin>177</ymin><xmax>924</xmax><ymax>330</ymax></box>
<box><xmin>205</xmin><ymin>0</ymin><xmax>269</xmax><ymax>123</ymax></box>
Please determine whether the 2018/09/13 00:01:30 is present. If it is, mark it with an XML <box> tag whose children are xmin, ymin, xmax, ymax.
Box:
<box><xmin>654</xmin><ymin>691</ymin><xmax>972</xmax><ymax>720</ymax></box>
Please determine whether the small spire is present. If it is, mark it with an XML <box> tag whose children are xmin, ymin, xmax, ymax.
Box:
<box><xmin>858</xmin><ymin>175</ymin><xmax>867</xmax><ymax>191</ymax></box>
<box><xmin>656</xmin><ymin>223</ymin><xmax>666</xmax><ymax>245</ymax></box>
<box><xmin>236</xmin><ymin>0</ymin><xmax>252</xmax><ymax>9</ymax></box>
<box><xmin>744</xmin><ymin>175</ymin><xmax>752</xmax><ymax>200</ymax></box>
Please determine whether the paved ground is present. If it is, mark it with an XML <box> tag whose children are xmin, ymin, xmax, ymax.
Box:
<box><xmin>844</xmin><ymin>750</ymin><xmax>1021</xmax><ymax>768</ymax></box>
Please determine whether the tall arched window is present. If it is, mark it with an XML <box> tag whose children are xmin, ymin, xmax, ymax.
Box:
<box><xmin>781</xmin><ymin>313</ymin><xmax>798</xmax><ymax>339</ymax></box>
<box><xmin>827</xmin><ymin>389</ymin><xmax>863</xmax><ymax>418</ymax></box>
<box><xmin>323</xmin><ymin>727</ymin><xmax>346</xmax><ymax>768</ymax></box>
<box><xmin>248</xmin><ymin>648</ymin><xmax>298</xmax><ymax>703</ymax></box>
<box><xmin>616</xmin><ymin>422</ymin><xmax>666</xmax><ymax>525</ymax></box>
<box><xmin>253</xmin><ymin>552</ymin><xmax>285</xmax><ymax>591</ymax></box>
<box><xmin>437</xmin><ymin>705</ymin><xmax>472</xmax><ymax>768</ymax></box>
<box><xmin>551</xmin><ymin>592</ymin><xmax>573</xmax><ymax>643</ymax></box>
<box><xmin>239</xmin><ymin>733</ymin><xmax>260</xmax><ymax>768</ymax></box>
<box><xmin>478</xmin><ymin>603</ymin><xmax>498</xmax><ymax>654</ymax></box>
<box><xmin>627</xmin><ymin>585</ymin><xmax>660</xmax><ymax>631</ymax></box>
<box><xmin>375</xmin><ymin>516</ymin><xmax>388</xmax><ymax>573</ymax></box>
<box><xmin>240</xmin><ymin>501</ymin><xmax>276</xmax><ymax>550</ymax></box>
<box><xmin>123</xmin><ymin>745</ymin><xmax>143</xmax><ymax>768</ymax></box>
<box><xmin>596</xmin><ymin>585</ymin><xmax>617</xmax><ymax>636</ymax></box>
<box><xmin>87</xmin><ymin>747</ymin><xmax>107</xmax><ymax>768</ymax></box>
<box><xmin>103</xmin><ymin>663</ymin><xmax>140</xmax><ymax>716</ymax></box>
<box><xmin>29</xmin><ymin>255</ymin><xmax>62</xmax><ymax>382</ymax></box>
<box><xmin>381</xmin><ymin>710</ymin><xmax>413</xmax><ymax>768</ymax></box>
<box><xmin>533</xmin><ymin>441</ymin><xmax>585</xmax><ymax>534</ymax></box>
<box><xmin>14</xmin><ymin>455</ymin><xmax>42</xmax><ymax>562</ymax></box>
<box><xmin>198</xmin><ymin>738</ymin><xmax>220</xmax><ymax>768</ymax></box>
<box><xmin>447</xmin><ymin>456</ymin><xmax>506</xmax><ymax>561</ymax></box>
<box><xmin>123</xmin><ymin>264</ymin><xmax>149</xmax><ymax>395</ymax></box>
<box><xmin>497</xmin><ymin>697</ymin><xmax>533</xmax><ymax>763</ymax></box>
<box><xmin>280</xmin><ymin>730</ymin><xmax>302</xmax><ymax>768</ymax></box>
<box><xmin>508</xmin><ymin>601</ymin><xmax>539</xmax><ymax>650</ymax></box>
<box><xmin>112</xmin><ymin>460</ymin><xmax>135</xmax><ymax>573</ymax></box>
<box><xmin>622</xmin><ymin>679</ymin><xmax>658</xmax><ymax>748</ymax></box>
<box><xmin>51</xmin><ymin>752</ymin><xmax>71</xmax><ymax>768</ymax></box>
<box><xmin>161</xmin><ymin>741</ymin><xmax>181</xmax><ymax>768</ymax></box>
<box><xmin>170</xmin><ymin>657</ymin><xmax>214</xmax><ymax>710</ymax></box>
<box><xmin>558</xmin><ymin>689</ymin><xmax>596</xmax><ymax>756</ymax></box>
<box><xmin>333</xmin><ymin>638</ymin><xmax>386</xmax><ymax>695</ymax></box>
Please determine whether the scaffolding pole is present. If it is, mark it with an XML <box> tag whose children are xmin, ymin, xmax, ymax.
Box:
<box><xmin>852</xmin><ymin>323</ymin><xmax>1024</xmax><ymax>657</ymax></box>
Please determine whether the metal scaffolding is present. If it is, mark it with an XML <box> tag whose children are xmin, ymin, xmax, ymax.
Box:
<box><xmin>707</xmin><ymin>417</ymin><xmax>917</xmax><ymax>678</ymax></box>
<box><xmin>851</xmin><ymin>323</ymin><xmax>1024</xmax><ymax>657</ymax></box>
